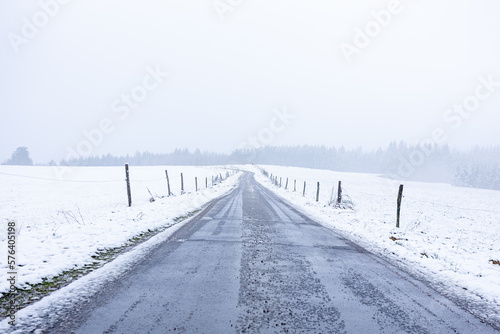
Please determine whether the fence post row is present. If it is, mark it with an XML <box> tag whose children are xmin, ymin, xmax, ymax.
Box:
<box><xmin>265</xmin><ymin>173</ymin><xmax>349</xmax><ymax>208</ymax></box>
<box><xmin>123</xmin><ymin>167</ymin><xmax>239</xmax><ymax>205</ymax></box>
<box><xmin>125</xmin><ymin>163</ymin><xmax>132</xmax><ymax>207</ymax></box>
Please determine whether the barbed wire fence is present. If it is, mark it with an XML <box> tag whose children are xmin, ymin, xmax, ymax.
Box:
<box><xmin>257</xmin><ymin>167</ymin><xmax>500</xmax><ymax>228</ymax></box>
<box><xmin>0</xmin><ymin>166</ymin><xmax>238</xmax><ymax>208</ymax></box>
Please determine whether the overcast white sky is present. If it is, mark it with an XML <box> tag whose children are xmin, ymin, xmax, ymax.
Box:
<box><xmin>1</xmin><ymin>0</ymin><xmax>499</xmax><ymax>163</ymax></box>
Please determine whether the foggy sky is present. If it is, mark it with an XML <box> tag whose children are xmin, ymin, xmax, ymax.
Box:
<box><xmin>1</xmin><ymin>0</ymin><xmax>500</xmax><ymax>163</ymax></box>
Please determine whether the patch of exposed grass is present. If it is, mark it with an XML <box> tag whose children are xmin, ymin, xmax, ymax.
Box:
<box><xmin>389</xmin><ymin>236</ymin><xmax>408</xmax><ymax>242</ymax></box>
<box><xmin>173</xmin><ymin>209</ymin><xmax>200</xmax><ymax>223</ymax></box>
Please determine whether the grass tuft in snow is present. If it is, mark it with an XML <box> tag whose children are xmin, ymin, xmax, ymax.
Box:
<box><xmin>173</xmin><ymin>209</ymin><xmax>200</xmax><ymax>223</ymax></box>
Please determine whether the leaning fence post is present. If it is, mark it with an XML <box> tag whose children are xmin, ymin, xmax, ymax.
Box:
<box><xmin>125</xmin><ymin>163</ymin><xmax>132</xmax><ymax>207</ymax></box>
<box><xmin>397</xmin><ymin>184</ymin><xmax>404</xmax><ymax>228</ymax></box>
<box><xmin>285</xmin><ymin>178</ymin><xmax>288</xmax><ymax>190</ymax></box>
<box><xmin>165</xmin><ymin>170</ymin><xmax>171</xmax><ymax>196</ymax></box>
<box><xmin>316</xmin><ymin>182</ymin><xmax>320</xmax><ymax>202</ymax></box>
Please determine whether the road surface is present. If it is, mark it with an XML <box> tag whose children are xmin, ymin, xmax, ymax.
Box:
<box><xmin>49</xmin><ymin>172</ymin><xmax>497</xmax><ymax>333</ymax></box>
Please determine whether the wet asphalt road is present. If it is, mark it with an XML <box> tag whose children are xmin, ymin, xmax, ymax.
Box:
<box><xmin>51</xmin><ymin>173</ymin><xmax>498</xmax><ymax>333</ymax></box>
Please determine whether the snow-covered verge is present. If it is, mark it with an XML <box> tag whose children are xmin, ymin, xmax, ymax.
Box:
<box><xmin>248</xmin><ymin>164</ymin><xmax>500</xmax><ymax>327</ymax></box>
<box><xmin>0</xmin><ymin>165</ymin><xmax>241</xmax><ymax>297</ymax></box>
<box><xmin>0</xmin><ymin>214</ymin><xmax>209</xmax><ymax>333</ymax></box>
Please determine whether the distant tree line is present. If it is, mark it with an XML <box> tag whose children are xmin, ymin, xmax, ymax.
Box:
<box><xmin>55</xmin><ymin>143</ymin><xmax>500</xmax><ymax>191</ymax></box>
<box><xmin>4</xmin><ymin>145</ymin><xmax>498</xmax><ymax>190</ymax></box>
<box><xmin>451</xmin><ymin>147</ymin><xmax>500</xmax><ymax>190</ymax></box>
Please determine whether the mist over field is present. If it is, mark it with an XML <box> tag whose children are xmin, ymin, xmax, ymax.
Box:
<box><xmin>3</xmin><ymin>143</ymin><xmax>500</xmax><ymax>191</ymax></box>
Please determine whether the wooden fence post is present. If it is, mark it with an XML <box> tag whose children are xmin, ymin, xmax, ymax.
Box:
<box><xmin>397</xmin><ymin>184</ymin><xmax>404</xmax><ymax>228</ymax></box>
<box><xmin>125</xmin><ymin>164</ymin><xmax>132</xmax><ymax>207</ymax></box>
<box><xmin>280</xmin><ymin>177</ymin><xmax>282</xmax><ymax>187</ymax></box>
<box><xmin>285</xmin><ymin>178</ymin><xmax>288</xmax><ymax>190</ymax></box>
<box><xmin>195</xmin><ymin>177</ymin><xmax>198</xmax><ymax>192</ymax></box>
<box><xmin>165</xmin><ymin>170</ymin><xmax>171</xmax><ymax>196</ymax></box>
<box><xmin>205</xmin><ymin>177</ymin><xmax>208</xmax><ymax>189</ymax></box>
<box><xmin>303</xmin><ymin>181</ymin><xmax>306</xmax><ymax>196</ymax></box>
<box><xmin>294</xmin><ymin>180</ymin><xmax>296</xmax><ymax>192</ymax></box>
<box><xmin>316</xmin><ymin>182</ymin><xmax>320</xmax><ymax>202</ymax></box>
<box><xmin>181</xmin><ymin>173</ymin><xmax>184</xmax><ymax>194</ymax></box>
<box><xmin>337</xmin><ymin>181</ymin><xmax>342</xmax><ymax>205</ymax></box>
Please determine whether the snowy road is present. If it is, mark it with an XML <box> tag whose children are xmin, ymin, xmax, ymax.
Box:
<box><xmin>48</xmin><ymin>172</ymin><xmax>497</xmax><ymax>333</ymax></box>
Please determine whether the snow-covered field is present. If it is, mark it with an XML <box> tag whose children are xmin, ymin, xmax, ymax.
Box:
<box><xmin>1</xmin><ymin>164</ymin><xmax>499</xmax><ymax>329</ymax></box>
<box><xmin>249</xmin><ymin>164</ymin><xmax>500</xmax><ymax>325</ymax></box>
<box><xmin>0</xmin><ymin>165</ymin><xmax>241</xmax><ymax>296</ymax></box>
